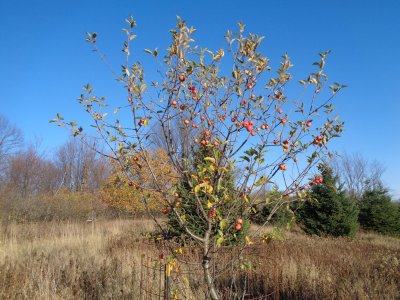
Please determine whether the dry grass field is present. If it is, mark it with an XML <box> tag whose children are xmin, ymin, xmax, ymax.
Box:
<box><xmin>0</xmin><ymin>219</ymin><xmax>399</xmax><ymax>299</ymax></box>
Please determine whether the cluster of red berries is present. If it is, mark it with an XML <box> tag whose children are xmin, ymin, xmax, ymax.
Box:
<box><xmin>235</xmin><ymin>218</ymin><xmax>243</xmax><ymax>230</ymax></box>
<box><xmin>314</xmin><ymin>176</ymin><xmax>323</xmax><ymax>184</ymax></box>
<box><xmin>242</xmin><ymin>120</ymin><xmax>256</xmax><ymax>136</ymax></box>
<box><xmin>231</xmin><ymin>114</ymin><xmax>239</xmax><ymax>122</ymax></box>
<box><xmin>309</xmin><ymin>176</ymin><xmax>323</xmax><ymax>186</ymax></box>
<box><xmin>194</xmin><ymin>130</ymin><xmax>219</xmax><ymax>147</ymax></box>
<box><xmin>312</xmin><ymin>135</ymin><xmax>323</xmax><ymax>145</ymax></box>
<box><xmin>138</xmin><ymin>118</ymin><xmax>146</xmax><ymax>126</ymax></box>
<box><xmin>195</xmin><ymin>138</ymin><xmax>219</xmax><ymax>147</ymax></box>
<box><xmin>279</xmin><ymin>164</ymin><xmax>288</xmax><ymax>171</ymax></box>
<box><xmin>274</xmin><ymin>91</ymin><xmax>282</xmax><ymax>99</ymax></box>
<box><xmin>188</xmin><ymin>85</ymin><xmax>198</xmax><ymax>100</ymax></box>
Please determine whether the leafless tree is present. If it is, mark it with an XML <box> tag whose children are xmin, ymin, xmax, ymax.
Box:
<box><xmin>332</xmin><ymin>152</ymin><xmax>385</xmax><ymax>199</ymax></box>
<box><xmin>0</xmin><ymin>114</ymin><xmax>23</xmax><ymax>177</ymax></box>
<box><xmin>6</xmin><ymin>145</ymin><xmax>59</xmax><ymax>197</ymax></box>
<box><xmin>54</xmin><ymin>137</ymin><xmax>111</xmax><ymax>192</ymax></box>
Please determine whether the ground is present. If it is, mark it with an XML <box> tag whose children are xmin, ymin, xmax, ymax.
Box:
<box><xmin>0</xmin><ymin>219</ymin><xmax>399</xmax><ymax>299</ymax></box>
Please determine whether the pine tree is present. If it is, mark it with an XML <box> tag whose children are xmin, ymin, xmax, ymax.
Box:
<box><xmin>298</xmin><ymin>163</ymin><xmax>359</xmax><ymax>237</ymax></box>
<box><xmin>359</xmin><ymin>186</ymin><xmax>400</xmax><ymax>236</ymax></box>
<box><xmin>166</xmin><ymin>143</ymin><xmax>249</xmax><ymax>245</ymax></box>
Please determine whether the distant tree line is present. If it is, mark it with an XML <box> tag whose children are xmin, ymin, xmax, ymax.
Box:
<box><xmin>0</xmin><ymin>114</ymin><xmax>116</xmax><ymax>221</ymax></box>
<box><xmin>1</xmin><ymin>113</ymin><xmax>398</xmax><ymax>237</ymax></box>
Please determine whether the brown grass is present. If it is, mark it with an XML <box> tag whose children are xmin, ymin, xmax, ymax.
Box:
<box><xmin>0</xmin><ymin>219</ymin><xmax>399</xmax><ymax>299</ymax></box>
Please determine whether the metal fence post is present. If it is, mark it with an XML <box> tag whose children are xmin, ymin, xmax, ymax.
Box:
<box><xmin>164</xmin><ymin>262</ymin><xmax>170</xmax><ymax>300</ymax></box>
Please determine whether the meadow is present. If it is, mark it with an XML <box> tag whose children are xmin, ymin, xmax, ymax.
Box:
<box><xmin>0</xmin><ymin>218</ymin><xmax>399</xmax><ymax>299</ymax></box>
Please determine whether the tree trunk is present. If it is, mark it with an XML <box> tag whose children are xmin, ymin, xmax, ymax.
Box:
<box><xmin>203</xmin><ymin>230</ymin><xmax>219</xmax><ymax>300</ymax></box>
<box><xmin>202</xmin><ymin>255</ymin><xmax>219</xmax><ymax>300</ymax></box>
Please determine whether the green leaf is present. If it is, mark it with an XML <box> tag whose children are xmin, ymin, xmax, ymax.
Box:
<box><xmin>239</xmin><ymin>156</ymin><xmax>250</xmax><ymax>162</ymax></box>
<box><xmin>254</xmin><ymin>175</ymin><xmax>267</xmax><ymax>187</ymax></box>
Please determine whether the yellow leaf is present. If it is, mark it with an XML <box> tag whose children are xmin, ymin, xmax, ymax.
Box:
<box><xmin>245</xmin><ymin>236</ymin><xmax>253</xmax><ymax>245</ymax></box>
<box><xmin>204</xmin><ymin>157</ymin><xmax>216</xmax><ymax>164</ymax></box>
<box><xmin>174</xmin><ymin>247</ymin><xmax>183</xmax><ymax>255</ymax></box>
<box><xmin>243</xmin><ymin>194</ymin><xmax>250</xmax><ymax>203</ymax></box>
<box><xmin>166</xmin><ymin>262</ymin><xmax>173</xmax><ymax>277</ymax></box>
<box><xmin>219</xmin><ymin>219</ymin><xmax>228</xmax><ymax>230</ymax></box>
<box><xmin>194</xmin><ymin>182</ymin><xmax>213</xmax><ymax>194</ymax></box>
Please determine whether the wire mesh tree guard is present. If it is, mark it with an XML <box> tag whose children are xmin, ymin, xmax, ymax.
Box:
<box><xmin>137</xmin><ymin>238</ymin><xmax>281</xmax><ymax>300</ymax></box>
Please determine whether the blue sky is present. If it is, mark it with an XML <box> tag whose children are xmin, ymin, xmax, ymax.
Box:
<box><xmin>0</xmin><ymin>0</ymin><xmax>399</xmax><ymax>198</ymax></box>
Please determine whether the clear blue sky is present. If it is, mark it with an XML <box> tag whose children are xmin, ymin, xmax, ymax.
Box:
<box><xmin>0</xmin><ymin>0</ymin><xmax>399</xmax><ymax>198</ymax></box>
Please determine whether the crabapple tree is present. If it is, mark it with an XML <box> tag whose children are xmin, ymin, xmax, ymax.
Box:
<box><xmin>52</xmin><ymin>16</ymin><xmax>345</xmax><ymax>299</ymax></box>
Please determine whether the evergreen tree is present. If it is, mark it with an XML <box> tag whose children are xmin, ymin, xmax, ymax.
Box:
<box><xmin>359</xmin><ymin>186</ymin><xmax>400</xmax><ymax>236</ymax></box>
<box><xmin>298</xmin><ymin>163</ymin><xmax>359</xmax><ymax>237</ymax></box>
<box><xmin>166</xmin><ymin>143</ymin><xmax>249</xmax><ymax>245</ymax></box>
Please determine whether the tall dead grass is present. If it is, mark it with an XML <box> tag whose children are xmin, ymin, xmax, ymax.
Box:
<box><xmin>0</xmin><ymin>219</ymin><xmax>399</xmax><ymax>299</ymax></box>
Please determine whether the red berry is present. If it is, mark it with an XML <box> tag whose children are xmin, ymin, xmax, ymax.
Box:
<box><xmin>279</xmin><ymin>164</ymin><xmax>287</xmax><ymax>171</ymax></box>
<box><xmin>209</xmin><ymin>208</ymin><xmax>216</xmax><ymax>218</ymax></box>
